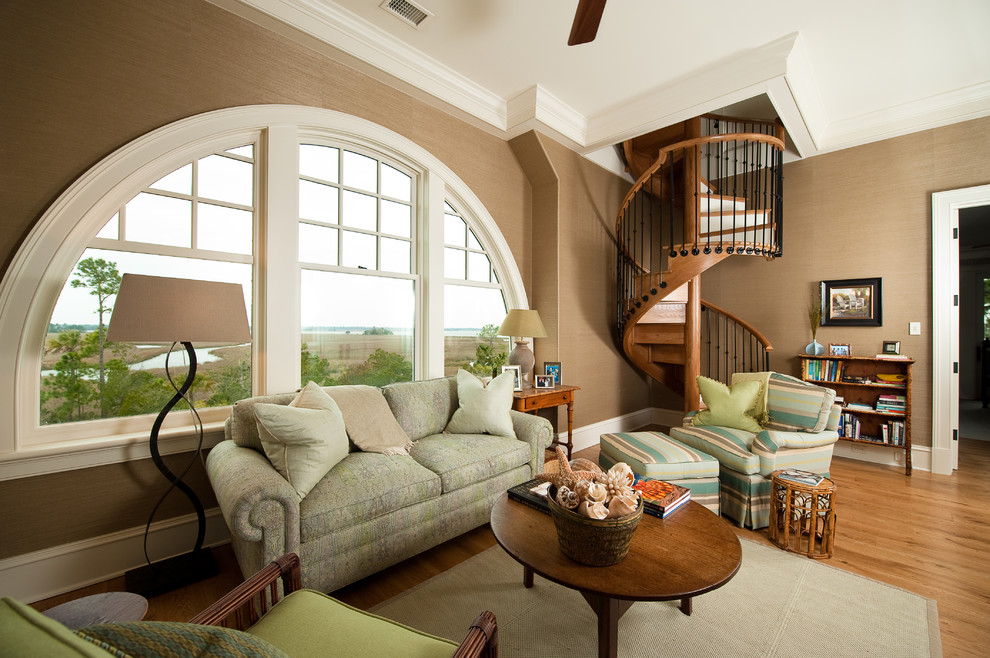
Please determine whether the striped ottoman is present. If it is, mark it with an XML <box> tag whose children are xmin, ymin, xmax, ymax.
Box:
<box><xmin>598</xmin><ymin>431</ymin><xmax>720</xmax><ymax>514</ymax></box>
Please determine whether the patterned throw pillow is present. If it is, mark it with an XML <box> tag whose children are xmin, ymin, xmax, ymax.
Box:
<box><xmin>78</xmin><ymin>621</ymin><xmax>288</xmax><ymax>658</ymax></box>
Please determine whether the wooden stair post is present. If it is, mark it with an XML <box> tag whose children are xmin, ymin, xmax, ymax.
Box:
<box><xmin>684</xmin><ymin>276</ymin><xmax>701</xmax><ymax>412</ymax></box>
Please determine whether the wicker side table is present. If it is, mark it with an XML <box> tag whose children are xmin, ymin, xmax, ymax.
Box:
<box><xmin>768</xmin><ymin>470</ymin><xmax>836</xmax><ymax>559</ymax></box>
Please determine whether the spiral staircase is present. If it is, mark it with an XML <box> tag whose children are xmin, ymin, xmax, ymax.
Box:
<box><xmin>616</xmin><ymin>115</ymin><xmax>782</xmax><ymax>410</ymax></box>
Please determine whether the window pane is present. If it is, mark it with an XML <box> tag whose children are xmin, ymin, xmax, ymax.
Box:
<box><xmin>198</xmin><ymin>155</ymin><xmax>253</xmax><ymax>206</ymax></box>
<box><xmin>198</xmin><ymin>203</ymin><xmax>252</xmax><ymax>255</ymax></box>
<box><xmin>43</xmin><ymin>248</ymin><xmax>252</xmax><ymax>425</ymax></box>
<box><xmin>381</xmin><ymin>237</ymin><xmax>410</xmax><ymax>274</ymax></box>
<box><xmin>467</xmin><ymin>229</ymin><xmax>482</xmax><ymax>251</ymax></box>
<box><xmin>301</xmin><ymin>270</ymin><xmax>414</xmax><ymax>386</ymax></box>
<box><xmin>299</xmin><ymin>180</ymin><xmax>338</xmax><ymax>224</ymax></box>
<box><xmin>444</xmin><ymin>247</ymin><xmax>465</xmax><ymax>279</ymax></box>
<box><xmin>443</xmin><ymin>284</ymin><xmax>507</xmax><ymax>377</ymax></box>
<box><xmin>299</xmin><ymin>223</ymin><xmax>338</xmax><ymax>266</ymax></box>
<box><xmin>150</xmin><ymin>164</ymin><xmax>192</xmax><ymax>195</ymax></box>
<box><xmin>381</xmin><ymin>200</ymin><xmax>411</xmax><ymax>237</ymax></box>
<box><xmin>444</xmin><ymin>214</ymin><xmax>466</xmax><ymax>247</ymax></box>
<box><xmin>226</xmin><ymin>145</ymin><xmax>254</xmax><ymax>158</ymax></box>
<box><xmin>300</xmin><ymin>144</ymin><xmax>338</xmax><ymax>183</ymax></box>
<box><xmin>467</xmin><ymin>251</ymin><xmax>491</xmax><ymax>282</ymax></box>
<box><xmin>342</xmin><ymin>230</ymin><xmax>376</xmax><ymax>269</ymax></box>
<box><xmin>125</xmin><ymin>193</ymin><xmax>191</xmax><ymax>247</ymax></box>
<box><xmin>381</xmin><ymin>164</ymin><xmax>411</xmax><ymax>202</ymax></box>
<box><xmin>343</xmin><ymin>150</ymin><xmax>377</xmax><ymax>193</ymax></box>
<box><xmin>97</xmin><ymin>214</ymin><xmax>118</xmax><ymax>240</ymax></box>
<box><xmin>342</xmin><ymin>190</ymin><xmax>376</xmax><ymax>230</ymax></box>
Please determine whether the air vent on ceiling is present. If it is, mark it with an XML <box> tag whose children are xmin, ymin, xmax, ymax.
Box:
<box><xmin>380</xmin><ymin>0</ymin><xmax>432</xmax><ymax>28</ymax></box>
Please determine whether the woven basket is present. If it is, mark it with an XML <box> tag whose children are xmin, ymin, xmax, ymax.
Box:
<box><xmin>547</xmin><ymin>486</ymin><xmax>643</xmax><ymax>566</ymax></box>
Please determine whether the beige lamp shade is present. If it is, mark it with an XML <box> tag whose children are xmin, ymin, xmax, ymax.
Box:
<box><xmin>497</xmin><ymin>309</ymin><xmax>547</xmax><ymax>339</ymax></box>
<box><xmin>106</xmin><ymin>274</ymin><xmax>251</xmax><ymax>344</ymax></box>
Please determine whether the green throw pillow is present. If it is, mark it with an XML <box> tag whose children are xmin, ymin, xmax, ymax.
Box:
<box><xmin>731</xmin><ymin>370</ymin><xmax>772</xmax><ymax>425</ymax></box>
<box><xmin>78</xmin><ymin>621</ymin><xmax>288</xmax><ymax>658</ymax></box>
<box><xmin>444</xmin><ymin>369</ymin><xmax>516</xmax><ymax>438</ymax></box>
<box><xmin>692</xmin><ymin>376</ymin><xmax>763</xmax><ymax>433</ymax></box>
<box><xmin>255</xmin><ymin>382</ymin><xmax>349</xmax><ymax>498</ymax></box>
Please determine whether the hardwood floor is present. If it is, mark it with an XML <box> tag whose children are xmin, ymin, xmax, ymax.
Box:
<box><xmin>33</xmin><ymin>439</ymin><xmax>989</xmax><ymax>656</ymax></box>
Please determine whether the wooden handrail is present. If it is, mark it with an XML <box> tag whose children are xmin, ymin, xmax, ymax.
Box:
<box><xmin>701</xmin><ymin>298</ymin><xmax>774</xmax><ymax>353</ymax></box>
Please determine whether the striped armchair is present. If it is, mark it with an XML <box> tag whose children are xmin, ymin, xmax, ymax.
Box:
<box><xmin>669</xmin><ymin>372</ymin><xmax>840</xmax><ymax>529</ymax></box>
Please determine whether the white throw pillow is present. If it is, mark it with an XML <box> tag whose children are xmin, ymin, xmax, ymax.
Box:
<box><xmin>444</xmin><ymin>369</ymin><xmax>516</xmax><ymax>438</ymax></box>
<box><xmin>254</xmin><ymin>382</ymin><xmax>348</xmax><ymax>498</ymax></box>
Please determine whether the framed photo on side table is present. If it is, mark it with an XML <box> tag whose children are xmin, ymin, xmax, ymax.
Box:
<box><xmin>543</xmin><ymin>361</ymin><xmax>562</xmax><ymax>386</ymax></box>
<box><xmin>821</xmin><ymin>277</ymin><xmax>882</xmax><ymax>327</ymax></box>
<box><xmin>535</xmin><ymin>374</ymin><xmax>555</xmax><ymax>389</ymax></box>
<box><xmin>502</xmin><ymin>365</ymin><xmax>522</xmax><ymax>391</ymax></box>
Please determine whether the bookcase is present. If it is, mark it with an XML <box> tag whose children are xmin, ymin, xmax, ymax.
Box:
<box><xmin>798</xmin><ymin>354</ymin><xmax>913</xmax><ymax>475</ymax></box>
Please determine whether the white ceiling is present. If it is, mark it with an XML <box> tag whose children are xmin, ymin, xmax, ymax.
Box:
<box><xmin>214</xmin><ymin>0</ymin><xmax>990</xmax><ymax>164</ymax></box>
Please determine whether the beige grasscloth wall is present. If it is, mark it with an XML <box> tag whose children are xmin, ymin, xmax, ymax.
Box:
<box><xmin>700</xmin><ymin>116</ymin><xmax>990</xmax><ymax>450</ymax></box>
<box><xmin>0</xmin><ymin>0</ymin><xmax>633</xmax><ymax>559</ymax></box>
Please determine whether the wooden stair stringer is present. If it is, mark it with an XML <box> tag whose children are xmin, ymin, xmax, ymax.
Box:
<box><xmin>621</xmin><ymin>250</ymin><xmax>731</xmax><ymax>395</ymax></box>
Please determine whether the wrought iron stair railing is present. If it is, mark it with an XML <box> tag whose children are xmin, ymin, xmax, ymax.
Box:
<box><xmin>700</xmin><ymin>299</ymin><xmax>773</xmax><ymax>383</ymax></box>
<box><xmin>616</xmin><ymin>115</ymin><xmax>785</xmax><ymax>334</ymax></box>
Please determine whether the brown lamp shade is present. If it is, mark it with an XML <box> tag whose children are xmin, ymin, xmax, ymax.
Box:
<box><xmin>106</xmin><ymin>274</ymin><xmax>251</xmax><ymax>344</ymax></box>
<box><xmin>497</xmin><ymin>309</ymin><xmax>547</xmax><ymax>338</ymax></box>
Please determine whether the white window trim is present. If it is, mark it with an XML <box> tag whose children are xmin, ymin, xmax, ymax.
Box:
<box><xmin>0</xmin><ymin>105</ymin><xmax>526</xmax><ymax>479</ymax></box>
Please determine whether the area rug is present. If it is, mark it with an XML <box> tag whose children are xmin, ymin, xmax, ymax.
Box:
<box><xmin>371</xmin><ymin>539</ymin><xmax>941</xmax><ymax>657</ymax></box>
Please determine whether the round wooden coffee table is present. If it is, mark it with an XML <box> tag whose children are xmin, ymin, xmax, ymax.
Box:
<box><xmin>490</xmin><ymin>493</ymin><xmax>741</xmax><ymax>658</ymax></box>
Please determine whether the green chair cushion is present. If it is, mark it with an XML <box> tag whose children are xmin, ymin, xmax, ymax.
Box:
<box><xmin>247</xmin><ymin>589</ymin><xmax>458</xmax><ymax>657</ymax></box>
<box><xmin>669</xmin><ymin>425</ymin><xmax>761</xmax><ymax>475</ymax></box>
<box><xmin>598</xmin><ymin>431</ymin><xmax>720</xmax><ymax>479</ymax></box>
<box><xmin>764</xmin><ymin>373</ymin><xmax>836</xmax><ymax>432</ymax></box>
<box><xmin>0</xmin><ymin>597</ymin><xmax>109</xmax><ymax>657</ymax></box>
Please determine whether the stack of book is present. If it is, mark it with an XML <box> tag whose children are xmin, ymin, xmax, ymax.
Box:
<box><xmin>776</xmin><ymin>469</ymin><xmax>825</xmax><ymax>486</ymax></box>
<box><xmin>632</xmin><ymin>478</ymin><xmax>690</xmax><ymax>518</ymax></box>
<box><xmin>844</xmin><ymin>402</ymin><xmax>874</xmax><ymax>412</ymax></box>
<box><xmin>839</xmin><ymin>413</ymin><xmax>861</xmax><ymax>439</ymax></box>
<box><xmin>882</xmin><ymin>420</ymin><xmax>907</xmax><ymax>445</ymax></box>
<box><xmin>842</xmin><ymin>374</ymin><xmax>872</xmax><ymax>384</ymax></box>
<box><xmin>876</xmin><ymin>394</ymin><xmax>906</xmax><ymax>415</ymax></box>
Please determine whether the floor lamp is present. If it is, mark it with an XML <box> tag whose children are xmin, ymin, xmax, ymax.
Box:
<box><xmin>106</xmin><ymin>274</ymin><xmax>251</xmax><ymax>597</ymax></box>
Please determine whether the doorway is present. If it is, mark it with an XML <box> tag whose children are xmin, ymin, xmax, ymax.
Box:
<box><xmin>933</xmin><ymin>184</ymin><xmax>990</xmax><ymax>475</ymax></box>
<box><xmin>958</xmin><ymin>206</ymin><xmax>990</xmax><ymax>442</ymax></box>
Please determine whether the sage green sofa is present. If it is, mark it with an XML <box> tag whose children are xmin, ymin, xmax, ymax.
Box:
<box><xmin>206</xmin><ymin>376</ymin><xmax>553</xmax><ymax>593</ymax></box>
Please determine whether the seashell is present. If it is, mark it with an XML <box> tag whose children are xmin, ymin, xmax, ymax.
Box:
<box><xmin>569</xmin><ymin>458</ymin><xmax>604</xmax><ymax>475</ymax></box>
<box><xmin>576</xmin><ymin>500</ymin><xmax>609</xmax><ymax>520</ymax></box>
<box><xmin>555</xmin><ymin>485</ymin><xmax>580</xmax><ymax>510</ymax></box>
<box><xmin>606</xmin><ymin>494</ymin><xmax>639</xmax><ymax>518</ymax></box>
<box><xmin>584</xmin><ymin>482</ymin><xmax>608</xmax><ymax>504</ymax></box>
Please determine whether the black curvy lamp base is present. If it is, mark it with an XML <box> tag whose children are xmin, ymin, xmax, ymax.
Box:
<box><xmin>125</xmin><ymin>548</ymin><xmax>218</xmax><ymax>598</ymax></box>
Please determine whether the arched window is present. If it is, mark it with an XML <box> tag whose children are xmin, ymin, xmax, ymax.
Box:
<box><xmin>0</xmin><ymin>106</ymin><xmax>525</xmax><ymax>474</ymax></box>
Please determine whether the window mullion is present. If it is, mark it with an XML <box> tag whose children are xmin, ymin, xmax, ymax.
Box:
<box><xmin>259</xmin><ymin>125</ymin><xmax>301</xmax><ymax>394</ymax></box>
<box><xmin>423</xmin><ymin>172</ymin><xmax>445</xmax><ymax>379</ymax></box>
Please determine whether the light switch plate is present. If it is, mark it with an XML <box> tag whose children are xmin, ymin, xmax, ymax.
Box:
<box><xmin>909</xmin><ymin>322</ymin><xmax>921</xmax><ymax>335</ymax></box>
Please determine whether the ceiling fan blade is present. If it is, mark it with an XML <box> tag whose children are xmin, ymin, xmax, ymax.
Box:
<box><xmin>568</xmin><ymin>0</ymin><xmax>606</xmax><ymax>46</ymax></box>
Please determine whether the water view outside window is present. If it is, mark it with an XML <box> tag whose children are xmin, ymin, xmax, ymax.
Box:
<box><xmin>40</xmin><ymin>146</ymin><xmax>255</xmax><ymax>425</ymax></box>
<box><xmin>443</xmin><ymin>202</ymin><xmax>507</xmax><ymax>376</ymax></box>
<box><xmin>298</xmin><ymin>144</ymin><xmax>416</xmax><ymax>387</ymax></box>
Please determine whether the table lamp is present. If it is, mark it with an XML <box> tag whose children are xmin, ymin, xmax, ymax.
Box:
<box><xmin>498</xmin><ymin>309</ymin><xmax>547</xmax><ymax>385</ymax></box>
<box><xmin>106</xmin><ymin>274</ymin><xmax>251</xmax><ymax>597</ymax></box>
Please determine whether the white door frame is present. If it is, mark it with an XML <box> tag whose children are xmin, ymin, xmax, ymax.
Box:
<box><xmin>932</xmin><ymin>184</ymin><xmax>990</xmax><ymax>475</ymax></box>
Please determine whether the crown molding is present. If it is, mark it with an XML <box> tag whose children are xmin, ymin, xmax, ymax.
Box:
<box><xmin>211</xmin><ymin>1</ymin><xmax>988</xmax><ymax>160</ymax></box>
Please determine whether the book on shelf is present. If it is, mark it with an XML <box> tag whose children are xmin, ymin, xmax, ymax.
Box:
<box><xmin>842</xmin><ymin>375</ymin><xmax>872</xmax><ymax>384</ymax></box>
<box><xmin>633</xmin><ymin>478</ymin><xmax>690</xmax><ymax>518</ymax></box>
<box><xmin>845</xmin><ymin>402</ymin><xmax>874</xmax><ymax>412</ymax></box>
<box><xmin>875</xmin><ymin>354</ymin><xmax>911</xmax><ymax>360</ymax></box>
<box><xmin>506</xmin><ymin>478</ymin><xmax>551</xmax><ymax>514</ymax></box>
<box><xmin>776</xmin><ymin>469</ymin><xmax>824</xmax><ymax>486</ymax></box>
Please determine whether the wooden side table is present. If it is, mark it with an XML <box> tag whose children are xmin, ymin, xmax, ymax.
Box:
<box><xmin>768</xmin><ymin>470</ymin><xmax>837</xmax><ymax>559</ymax></box>
<box><xmin>512</xmin><ymin>385</ymin><xmax>579</xmax><ymax>459</ymax></box>
<box><xmin>42</xmin><ymin>591</ymin><xmax>148</xmax><ymax>630</ymax></box>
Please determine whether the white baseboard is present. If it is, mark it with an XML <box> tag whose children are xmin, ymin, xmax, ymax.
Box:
<box><xmin>833</xmin><ymin>440</ymin><xmax>931</xmax><ymax>472</ymax></box>
<box><xmin>565</xmin><ymin>407</ymin><xmax>681</xmax><ymax>454</ymax></box>
<box><xmin>0</xmin><ymin>509</ymin><xmax>230</xmax><ymax>603</ymax></box>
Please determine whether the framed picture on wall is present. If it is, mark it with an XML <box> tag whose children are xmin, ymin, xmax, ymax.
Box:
<box><xmin>821</xmin><ymin>277</ymin><xmax>882</xmax><ymax>327</ymax></box>
<box><xmin>502</xmin><ymin>365</ymin><xmax>522</xmax><ymax>391</ymax></box>
<box><xmin>543</xmin><ymin>361</ymin><xmax>562</xmax><ymax>386</ymax></box>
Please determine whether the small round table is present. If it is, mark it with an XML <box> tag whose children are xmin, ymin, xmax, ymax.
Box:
<box><xmin>768</xmin><ymin>470</ymin><xmax>836</xmax><ymax>559</ymax></box>
<box><xmin>42</xmin><ymin>592</ymin><xmax>148</xmax><ymax>630</ymax></box>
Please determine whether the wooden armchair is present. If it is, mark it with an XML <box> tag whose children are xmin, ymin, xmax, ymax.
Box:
<box><xmin>190</xmin><ymin>553</ymin><xmax>498</xmax><ymax>658</ymax></box>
